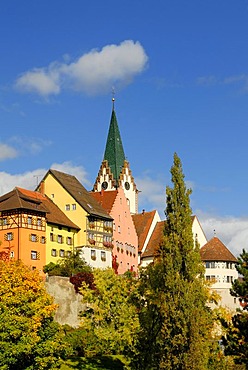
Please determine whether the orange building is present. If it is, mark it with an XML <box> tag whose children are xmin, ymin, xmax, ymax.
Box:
<box><xmin>0</xmin><ymin>187</ymin><xmax>79</xmax><ymax>274</ymax></box>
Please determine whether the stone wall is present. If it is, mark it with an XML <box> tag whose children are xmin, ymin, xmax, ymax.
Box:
<box><xmin>45</xmin><ymin>275</ymin><xmax>85</xmax><ymax>328</ymax></box>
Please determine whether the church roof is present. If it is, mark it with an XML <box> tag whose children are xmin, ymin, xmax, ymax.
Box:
<box><xmin>45</xmin><ymin>169</ymin><xmax>112</xmax><ymax>220</ymax></box>
<box><xmin>200</xmin><ymin>236</ymin><xmax>237</xmax><ymax>262</ymax></box>
<box><xmin>132</xmin><ymin>210</ymin><xmax>157</xmax><ymax>252</ymax></box>
<box><xmin>90</xmin><ymin>190</ymin><xmax>118</xmax><ymax>214</ymax></box>
<box><xmin>104</xmin><ymin>107</ymin><xmax>125</xmax><ymax>184</ymax></box>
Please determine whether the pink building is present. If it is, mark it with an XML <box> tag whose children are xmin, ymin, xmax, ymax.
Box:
<box><xmin>91</xmin><ymin>187</ymin><xmax>138</xmax><ymax>275</ymax></box>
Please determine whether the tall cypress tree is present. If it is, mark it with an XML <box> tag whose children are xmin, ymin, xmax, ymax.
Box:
<box><xmin>132</xmin><ymin>153</ymin><xmax>212</xmax><ymax>370</ymax></box>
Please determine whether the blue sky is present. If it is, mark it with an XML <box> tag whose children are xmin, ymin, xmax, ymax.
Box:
<box><xmin>1</xmin><ymin>0</ymin><xmax>248</xmax><ymax>256</ymax></box>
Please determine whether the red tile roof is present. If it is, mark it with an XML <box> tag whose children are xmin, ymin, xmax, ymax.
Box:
<box><xmin>0</xmin><ymin>187</ymin><xmax>80</xmax><ymax>230</ymax></box>
<box><xmin>43</xmin><ymin>169</ymin><xmax>112</xmax><ymax>220</ymax></box>
<box><xmin>0</xmin><ymin>188</ymin><xmax>48</xmax><ymax>213</ymax></box>
<box><xmin>132</xmin><ymin>210</ymin><xmax>157</xmax><ymax>252</ymax></box>
<box><xmin>90</xmin><ymin>190</ymin><xmax>118</xmax><ymax>213</ymax></box>
<box><xmin>200</xmin><ymin>237</ymin><xmax>237</xmax><ymax>262</ymax></box>
<box><xmin>142</xmin><ymin>221</ymin><xmax>165</xmax><ymax>258</ymax></box>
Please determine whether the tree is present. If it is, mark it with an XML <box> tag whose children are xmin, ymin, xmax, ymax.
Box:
<box><xmin>132</xmin><ymin>153</ymin><xmax>213</xmax><ymax>370</ymax></box>
<box><xmin>0</xmin><ymin>260</ymin><xmax>71</xmax><ymax>369</ymax></box>
<box><xmin>79</xmin><ymin>268</ymin><xmax>139</xmax><ymax>359</ymax></box>
<box><xmin>222</xmin><ymin>249</ymin><xmax>248</xmax><ymax>369</ymax></box>
<box><xmin>43</xmin><ymin>250</ymin><xmax>91</xmax><ymax>277</ymax></box>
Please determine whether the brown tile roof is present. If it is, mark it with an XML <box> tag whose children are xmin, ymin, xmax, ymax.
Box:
<box><xmin>200</xmin><ymin>237</ymin><xmax>237</xmax><ymax>262</ymax></box>
<box><xmin>0</xmin><ymin>187</ymin><xmax>80</xmax><ymax>230</ymax></box>
<box><xmin>44</xmin><ymin>169</ymin><xmax>112</xmax><ymax>220</ymax></box>
<box><xmin>90</xmin><ymin>190</ymin><xmax>118</xmax><ymax>213</ymax></box>
<box><xmin>0</xmin><ymin>188</ymin><xmax>48</xmax><ymax>213</ymax></box>
<box><xmin>132</xmin><ymin>210</ymin><xmax>157</xmax><ymax>252</ymax></box>
<box><xmin>142</xmin><ymin>221</ymin><xmax>165</xmax><ymax>258</ymax></box>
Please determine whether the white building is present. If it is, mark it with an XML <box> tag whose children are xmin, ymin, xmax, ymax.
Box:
<box><xmin>200</xmin><ymin>236</ymin><xmax>240</xmax><ymax>311</ymax></box>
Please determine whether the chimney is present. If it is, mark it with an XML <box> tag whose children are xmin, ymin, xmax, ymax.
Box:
<box><xmin>39</xmin><ymin>180</ymin><xmax>45</xmax><ymax>195</ymax></box>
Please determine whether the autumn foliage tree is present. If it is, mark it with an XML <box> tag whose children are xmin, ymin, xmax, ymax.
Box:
<box><xmin>79</xmin><ymin>268</ymin><xmax>139</xmax><ymax>359</ymax></box>
<box><xmin>0</xmin><ymin>260</ymin><xmax>70</xmax><ymax>370</ymax></box>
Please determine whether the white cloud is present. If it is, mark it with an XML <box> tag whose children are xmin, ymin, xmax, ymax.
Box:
<box><xmin>195</xmin><ymin>211</ymin><xmax>248</xmax><ymax>257</ymax></box>
<box><xmin>0</xmin><ymin>144</ymin><xmax>18</xmax><ymax>161</ymax></box>
<box><xmin>16</xmin><ymin>66</ymin><xmax>60</xmax><ymax>96</ymax></box>
<box><xmin>196</xmin><ymin>74</ymin><xmax>248</xmax><ymax>92</ymax></box>
<box><xmin>51</xmin><ymin>161</ymin><xmax>91</xmax><ymax>187</ymax></box>
<box><xmin>15</xmin><ymin>40</ymin><xmax>148</xmax><ymax>97</ymax></box>
<box><xmin>10</xmin><ymin>136</ymin><xmax>52</xmax><ymax>155</ymax></box>
<box><xmin>136</xmin><ymin>174</ymin><xmax>166</xmax><ymax>217</ymax></box>
<box><xmin>0</xmin><ymin>162</ymin><xmax>91</xmax><ymax>196</ymax></box>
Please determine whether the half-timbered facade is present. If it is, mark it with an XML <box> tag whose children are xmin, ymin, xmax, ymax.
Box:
<box><xmin>37</xmin><ymin>169</ymin><xmax>113</xmax><ymax>269</ymax></box>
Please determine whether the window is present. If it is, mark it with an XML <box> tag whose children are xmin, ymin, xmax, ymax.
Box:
<box><xmin>2</xmin><ymin>218</ymin><xmax>8</xmax><ymax>226</ymax></box>
<box><xmin>234</xmin><ymin>298</ymin><xmax>237</xmax><ymax>304</ymax></box>
<box><xmin>72</xmin><ymin>204</ymin><xmax>76</xmax><ymax>210</ymax></box>
<box><xmin>30</xmin><ymin>234</ymin><xmax>38</xmax><ymax>242</ymax></box>
<box><xmin>6</xmin><ymin>232</ymin><xmax>13</xmax><ymax>241</ymax></box>
<box><xmin>206</xmin><ymin>276</ymin><xmax>210</xmax><ymax>281</ymax></box>
<box><xmin>51</xmin><ymin>194</ymin><xmax>54</xmax><ymax>198</ymax></box>
<box><xmin>101</xmin><ymin>251</ymin><xmax>106</xmax><ymax>261</ymax></box>
<box><xmin>227</xmin><ymin>276</ymin><xmax>230</xmax><ymax>283</ymax></box>
<box><xmin>10</xmin><ymin>251</ymin><xmax>14</xmax><ymax>258</ymax></box>
<box><xmin>31</xmin><ymin>250</ymin><xmax>38</xmax><ymax>260</ymax></box>
<box><xmin>59</xmin><ymin>249</ymin><xmax>65</xmax><ymax>257</ymax></box>
<box><xmin>37</xmin><ymin>218</ymin><xmax>42</xmax><ymax>226</ymax></box>
<box><xmin>50</xmin><ymin>233</ymin><xmax>54</xmax><ymax>242</ymax></box>
<box><xmin>51</xmin><ymin>249</ymin><xmax>57</xmax><ymax>257</ymax></box>
<box><xmin>67</xmin><ymin>251</ymin><xmax>72</xmax><ymax>257</ymax></box>
<box><xmin>205</xmin><ymin>262</ymin><xmax>210</xmax><ymax>268</ymax></box>
<box><xmin>41</xmin><ymin>236</ymin><xmax>46</xmax><ymax>244</ymax></box>
<box><xmin>65</xmin><ymin>204</ymin><xmax>70</xmax><ymax>211</ymax></box>
<box><xmin>88</xmin><ymin>233</ymin><xmax>95</xmax><ymax>245</ymax></box>
<box><xmin>28</xmin><ymin>217</ymin><xmax>32</xmax><ymax>225</ymax></box>
<box><xmin>118</xmin><ymin>226</ymin><xmax>121</xmax><ymax>233</ymax></box>
<box><xmin>91</xmin><ymin>249</ymin><xmax>96</xmax><ymax>260</ymax></box>
<box><xmin>57</xmin><ymin>235</ymin><xmax>63</xmax><ymax>244</ymax></box>
<box><xmin>67</xmin><ymin>237</ymin><xmax>72</xmax><ymax>245</ymax></box>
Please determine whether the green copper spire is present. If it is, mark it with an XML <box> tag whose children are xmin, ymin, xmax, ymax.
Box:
<box><xmin>104</xmin><ymin>99</ymin><xmax>125</xmax><ymax>185</ymax></box>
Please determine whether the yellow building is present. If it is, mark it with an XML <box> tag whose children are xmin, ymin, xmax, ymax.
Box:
<box><xmin>37</xmin><ymin>169</ymin><xmax>113</xmax><ymax>268</ymax></box>
<box><xmin>0</xmin><ymin>187</ymin><xmax>79</xmax><ymax>272</ymax></box>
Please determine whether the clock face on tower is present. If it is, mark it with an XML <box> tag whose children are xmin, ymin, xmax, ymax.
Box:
<box><xmin>124</xmin><ymin>181</ymin><xmax>130</xmax><ymax>190</ymax></box>
<box><xmin>101</xmin><ymin>181</ymin><xmax>108</xmax><ymax>190</ymax></box>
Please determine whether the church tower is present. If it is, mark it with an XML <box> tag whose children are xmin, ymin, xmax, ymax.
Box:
<box><xmin>93</xmin><ymin>98</ymin><xmax>138</xmax><ymax>214</ymax></box>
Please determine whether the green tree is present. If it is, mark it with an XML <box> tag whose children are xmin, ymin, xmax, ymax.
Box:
<box><xmin>222</xmin><ymin>249</ymin><xmax>248</xmax><ymax>369</ymax></box>
<box><xmin>43</xmin><ymin>250</ymin><xmax>91</xmax><ymax>277</ymax></box>
<box><xmin>132</xmin><ymin>153</ymin><xmax>213</xmax><ymax>370</ymax></box>
<box><xmin>0</xmin><ymin>260</ymin><xmax>71</xmax><ymax>370</ymax></box>
<box><xmin>79</xmin><ymin>268</ymin><xmax>139</xmax><ymax>359</ymax></box>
